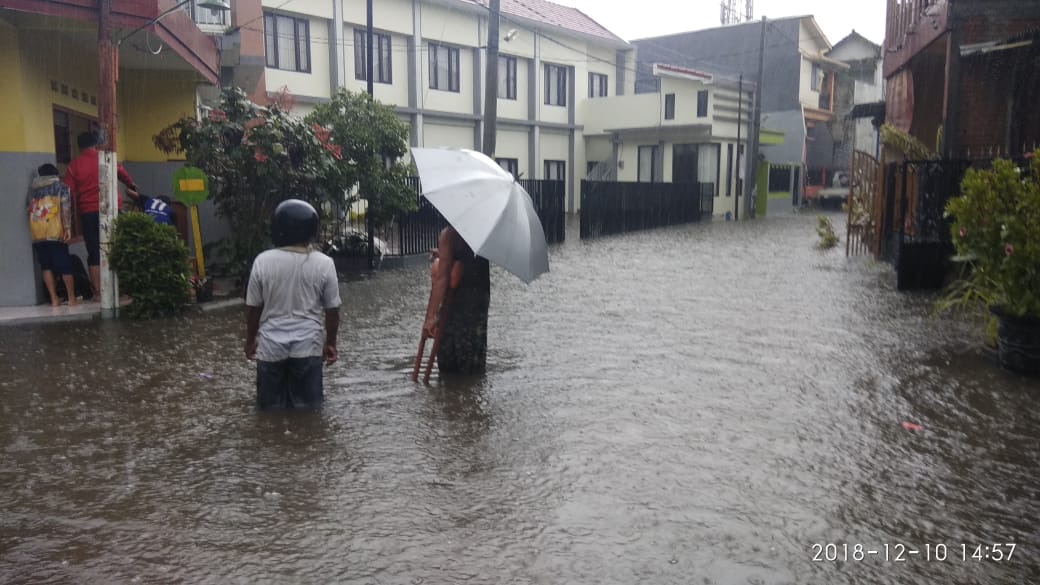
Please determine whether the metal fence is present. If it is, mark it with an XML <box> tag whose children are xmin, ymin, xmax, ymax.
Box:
<box><xmin>329</xmin><ymin>178</ymin><xmax>566</xmax><ymax>265</ymax></box>
<box><xmin>878</xmin><ymin>158</ymin><xmax>1028</xmax><ymax>289</ymax></box>
<box><xmin>579</xmin><ymin>181</ymin><xmax>714</xmax><ymax>239</ymax></box>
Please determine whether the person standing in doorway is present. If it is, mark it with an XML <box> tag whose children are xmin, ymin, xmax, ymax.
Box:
<box><xmin>244</xmin><ymin>199</ymin><xmax>341</xmax><ymax>410</ymax></box>
<box><xmin>63</xmin><ymin>131</ymin><xmax>139</xmax><ymax>299</ymax></box>
<box><xmin>27</xmin><ymin>164</ymin><xmax>76</xmax><ymax>306</ymax></box>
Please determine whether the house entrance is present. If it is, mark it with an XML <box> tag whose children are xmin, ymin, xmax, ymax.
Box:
<box><xmin>53</xmin><ymin>108</ymin><xmax>98</xmax><ymax>239</ymax></box>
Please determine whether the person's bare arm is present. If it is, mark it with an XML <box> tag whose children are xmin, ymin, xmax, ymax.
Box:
<box><xmin>245</xmin><ymin>305</ymin><xmax>262</xmax><ymax>360</ymax></box>
<box><xmin>423</xmin><ymin>229</ymin><xmax>455</xmax><ymax>337</ymax></box>
<box><xmin>324</xmin><ymin>308</ymin><xmax>340</xmax><ymax>366</ymax></box>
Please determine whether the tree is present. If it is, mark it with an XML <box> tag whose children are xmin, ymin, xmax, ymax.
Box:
<box><xmin>306</xmin><ymin>89</ymin><xmax>416</xmax><ymax>228</ymax></box>
<box><xmin>154</xmin><ymin>87</ymin><xmax>414</xmax><ymax>275</ymax></box>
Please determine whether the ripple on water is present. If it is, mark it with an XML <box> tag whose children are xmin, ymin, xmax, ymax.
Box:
<box><xmin>0</xmin><ymin>213</ymin><xmax>1037</xmax><ymax>585</ymax></box>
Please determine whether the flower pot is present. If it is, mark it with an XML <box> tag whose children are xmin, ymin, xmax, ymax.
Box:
<box><xmin>989</xmin><ymin>306</ymin><xmax>1040</xmax><ymax>377</ymax></box>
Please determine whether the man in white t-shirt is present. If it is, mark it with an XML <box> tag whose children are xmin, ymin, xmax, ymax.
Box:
<box><xmin>245</xmin><ymin>199</ymin><xmax>341</xmax><ymax>410</ymax></box>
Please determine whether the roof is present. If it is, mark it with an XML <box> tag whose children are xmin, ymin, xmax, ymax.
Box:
<box><xmin>463</xmin><ymin>0</ymin><xmax>627</xmax><ymax>45</ymax></box>
<box><xmin>632</xmin><ymin>14</ymin><xmax>813</xmax><ymax>42</ymax></box>
<box><xmin>653</xmin><ymin>63</ymin><xmax>715</xmax><ymax>82</ymax></box>
<box><xmin>830</xmin><ymin>30</ymin><xmax>881</xmax><ymax>53</ymax></box>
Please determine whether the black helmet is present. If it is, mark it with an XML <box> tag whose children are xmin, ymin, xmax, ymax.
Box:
<box><xmin>271</xmin><ymin>199</ymin><xmax>319</xmax><ymax>247</ymax></box>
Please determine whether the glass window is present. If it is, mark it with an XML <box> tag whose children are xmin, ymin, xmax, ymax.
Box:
<box><xmin>638</xmin><ymin>145</ymin><xmax>659</xmax><ymax>183</ymax></box>
<box><xmin>263</xmin><ymin>13</ymin><xmax>310</xmax><ymax>72</ymax></box>
<box><xmin>498</xmin><ymin>56</ymin><xmax>517</xmax><ymax>100</ymax></box>
<box><xmin>545</xmin><ymin>64</ymin><xmax>567</xmax><ymax>106</ymax></box>
<box><xmin>665</xmin><ymin>93</ymin><xmax>675</xmax><ymax>120</ymax></box>
<box><xmin>697</xmin><ymin>90</ymin><xmax>708</xmax><ymax>117</ymax></box>
<box><xmin>544</xmin><ymin>160</ymin><xmax>565</xmax><ymax>181</ymax></box>
<box><xmin>355</xmin><ymin>29</ymin><xmax>392</xmax><ymax>84</ymax></box>
<box><xmin>589</xmin><ymin>73</ymin><xmax>608</xmax><ymax>98</ymax></box>
<box><xmin>496</xmin><ymin>157</ymin><xmax>519</xmax><ymax>178</ymax></box>
<box><xmin>429</xmin><ymin>43</ymin><xmax>460</xmax><ymax>92</ymax></box>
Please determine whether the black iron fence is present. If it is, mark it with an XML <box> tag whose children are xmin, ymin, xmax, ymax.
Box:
<box><xmin>328</xmin><ymin>178</ymin><xmax>566</xmax><ymax>265</ymax></box>
<box><xmin>879</xmin><ymin>158</ymin><xmax>1031</xmax><ymax>289</ymax></box>
<box><xmin>579</xmin><ymin>181</ymin><xmax>714</xmax><ymax>239</ymax></box>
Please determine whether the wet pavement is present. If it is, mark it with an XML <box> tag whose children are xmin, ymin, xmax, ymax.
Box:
<box><xmin>1</xmin><ymin>212</ymin><xmax>1037</xmax><ymax>584</ymax></box>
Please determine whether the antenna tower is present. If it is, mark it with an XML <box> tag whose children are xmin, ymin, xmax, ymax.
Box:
<box><xmin>720</xmin><ymin>0</ymin><xmax>753</xmax><ymax>25</ymax></box>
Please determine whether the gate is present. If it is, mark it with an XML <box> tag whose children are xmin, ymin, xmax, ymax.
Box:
<box><xmin>845</xmin><ymin>150</ymin><xmax>880</xmax><ymax>256</ymax></box>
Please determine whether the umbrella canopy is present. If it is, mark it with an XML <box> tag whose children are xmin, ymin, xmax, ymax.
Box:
<box><xmin>410</xmin><ymin>148</ymin><xmax>549</xmax><ymax>284</ymax></box>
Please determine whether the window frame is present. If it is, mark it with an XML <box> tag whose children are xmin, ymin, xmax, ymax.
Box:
<box><xmin>811</xmin><ymin>63</ymin><xmax>821</xmax><ymax>91</ymax></box>
<box><xmin>498</xmin><ymin>55</ymin><xmax>517</xmax><ymax>100</ymax></box>
<box><xmin>638</xmin><ymin>145</ymin><xmax>660</xmax><ymax>183</ymax></box>
<box><xmin>544</xmin><ymin>160</ymin><xmax>566</xmax><ymax>182</ymax></box>
<box><xmin>696</xmin><ymin>90</ymin><xmax>708</xmax><ymax>118</ymax></box>
<box><xmin>589</xmin><ymin>72</ymin><xmax>608</xmax><ymax>98</ymax></box>
<box><xmin>496</xmin><ymin>157</ymin><xmax>519</xmax><ymax>178</ymax></box>
<box><xmin>429</xmin><ymin>42</ymin><xmax>461</xmax><ymax>93</ymax></box>
<box><xmin>664</xmin><ymin>93</ymin><xmax>676</xmax><ymax>120</ymax></box>
<box><xmin>264</xmin><ymin>12</ymin><xmax>311</xmax><ymax>73</ymax></box>
<box><xmin>544</xmin><ymin>63</ymin><xmax>567</xmax><ymax>106</ymax></box>
<box><xmin>354</xmin><ymin>29</ymin><xmax>393</xmax><ymax>84</ymax></box>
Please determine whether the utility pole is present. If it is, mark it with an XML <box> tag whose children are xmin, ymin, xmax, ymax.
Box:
<box><xmin>744</xmin><ymin>15</ymin><xmax>766</xmax><ymax>218</ymax></box>
<box><xmin>365</xmin><ymin>0</ymin><xmax>375</xmax><ymax>269</ymax></box>
<box><xmin>735</xmin><ymin>74</ymin><xmax>742</xmax><ymax>221</ymax></box>
<box><xmin>482</xmin><ymin>0</ymin><xmax>500</xmax><ymax>156</ymax></box>
<box><xmin>98</xmin><ymin>0</ymin><xmax>119</xmax><ymax>315</ymax></box>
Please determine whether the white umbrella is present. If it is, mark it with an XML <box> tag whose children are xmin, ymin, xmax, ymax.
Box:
<box><xmin>410</xmin><ymin>147</ymin><xmax>549</xmax><ymax>284</ymax></box>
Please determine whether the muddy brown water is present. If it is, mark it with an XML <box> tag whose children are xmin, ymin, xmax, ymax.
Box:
<box><xmin>1</xmin><ymin>213</ymin><xmax>1037</xmax><ymax>584</ymax></box>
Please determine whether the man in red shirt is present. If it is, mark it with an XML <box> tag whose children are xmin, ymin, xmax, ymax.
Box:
<box><xmin>64</xmin><ymin>131</ymin><xmax>138</xmax><ymax>299</ymax></box>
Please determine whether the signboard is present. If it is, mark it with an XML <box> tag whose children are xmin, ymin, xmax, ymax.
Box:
<box><xmin>172</xmin><ymin>166</ymin><xmax>209</xmax><ymax>206</ymax></box>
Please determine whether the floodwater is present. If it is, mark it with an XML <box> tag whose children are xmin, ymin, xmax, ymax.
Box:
<box><xmin>1</xmin><ymin>213</ymin><xmax>1037</xmax><ymax>585</ymax></box>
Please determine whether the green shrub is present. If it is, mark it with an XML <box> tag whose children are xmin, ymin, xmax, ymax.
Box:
<box><xmin>815</xmin><ymin>215</ymin><xmax>839</xmax><ymax>249</ymax></box>
<box><xmin>110</xmin><ymin>212</ymin><xmax>191</xmax><ymax>319</ymax></box>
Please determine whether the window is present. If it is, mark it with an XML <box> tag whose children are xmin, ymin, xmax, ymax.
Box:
<box><xmin>664</xmin><ymin>93</ymin><xmax>675</xmax><ymax>120</ymax></box>
<box><xmin>696</xmin><ymin>90</ymin><xmax>708</xmax><ymax>117</ymax></box>
<box><xmin>354</xmin><ymin>29</ymin><xmax>392</xmax><ymax>84</ymax></box>
<box><xmin>638</xmin><ymin>145</ymin><xmax>659</xmax><ymax>183</ymax></box>
<box><xmin>545</xmin><ymin>64</ymin><xmax>567</xmax><ymax>106</ymax></box>
<box><xmin>544</xmin><ymin>160</ymin><xmax>566</xmax><ymax>182</ymax></box>
<box><xmin>589</xmin><ymin>72</ymin><xmax>608</xmax><ymax>98</ymax></box>
<box><xmin>496</xmin><ymin>157</ymin><xmax>519</xmax><ymax>178</ymax></box>
<box><xmin>769</xmin><ymin>166</ymin><xmax>792</xmax><ymax>192</ymax></box>
<box><xmin>498</xmin><ymin>55</ymin><xmax>517</xmax><ymax>100</ymax></box>
<box><xmin>737</xmin><ymin>144</ymin><xmax>745</xmax><ymax>197</ymax></box>
<box><xmin>264</xmin><ymin>13</ymin><xmax>310</xmax><ymax>72</ymax></box>
<box><xmin>587</xmin><ymin>161</ymin><xmax>600</xmax><ymax>175</ymax></box>
<box><xmin>811</xmin><ymin>63</ymin><xmax>821</xmax><ymax>91</ymax></box>
<box><xmin>725</xmin><ymin>144</ymin><xmax>734</xmax><ymax>197</ymax></box>
<box><xmin>429</xmin><ymin>42</ymin><xmax>460</xmax><ymax>92</ymax></box>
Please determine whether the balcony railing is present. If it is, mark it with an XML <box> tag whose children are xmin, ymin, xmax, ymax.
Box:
<box><xmin>886</xmin><ymin>0</ymin><xmax>941</xmax><ymax>51</ymax></box>
<box><xmin>185</xmin><ymin>0</ymin><xmax>229</xmax><ymax>28</ymax></box>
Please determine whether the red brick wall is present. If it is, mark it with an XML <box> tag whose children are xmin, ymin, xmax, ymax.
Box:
<box><xmin>956</xmin><ymin>59</ymin><xmax>1010</xmax><ymax>156</ymax></box>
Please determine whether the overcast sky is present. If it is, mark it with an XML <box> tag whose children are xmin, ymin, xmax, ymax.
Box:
<box><xmin>563</xmin><ymin>0</ymin><xmax>886</xmax><ymax>47</ymax></box>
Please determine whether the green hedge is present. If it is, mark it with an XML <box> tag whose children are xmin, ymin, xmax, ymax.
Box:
<box><xmin>110</xmin><ymin>212</ymin><xmax>191</xmax><ymax>319</ymax></box>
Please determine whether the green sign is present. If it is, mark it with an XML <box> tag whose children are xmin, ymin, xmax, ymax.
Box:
<box><xmin>172</xmin><ymin>166</ymin><xmax>210</xmax><ymax>206</ymax></box>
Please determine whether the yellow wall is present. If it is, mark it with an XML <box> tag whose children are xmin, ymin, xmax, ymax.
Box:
<box><xmin>118</xmin><ymin>69</ymin><xmax>198</xmax><ymax>162</ymax></box>
<box><xmin>1</xmin><ymin>24</ymin><xmax>197</xmax><ymax>162</ymax></box>
<box><xmin>0</xmin><ymin>18</ymin><xmax>27</xmax><ymax>152</ymax></box>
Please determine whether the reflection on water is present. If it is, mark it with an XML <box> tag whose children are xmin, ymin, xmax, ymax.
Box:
<box><xmin>1</xmin><ymin>213</ymin><xmax>1037</xmax><ymax>584</ymax></box>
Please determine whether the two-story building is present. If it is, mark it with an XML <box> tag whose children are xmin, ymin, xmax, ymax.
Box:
<box><xmin>631</xmin><ymin>16</ymin><xmax>847</xmax><ymax>214</ymax></box>
<box><xmin>582</xmin><ymin>63</ymin><xmax>753</xmax><ymax>220</ymax></box>
<box><xmin>242</xmin><ymin>0</ymin><xmax>633</xmax><ymax>213</ymax></box>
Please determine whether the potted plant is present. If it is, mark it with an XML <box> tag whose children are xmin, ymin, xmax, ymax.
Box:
<box><xmin>945</xmin><ymin>151</ymin><xmax>1040</xmax><ymax>376</ymax></box>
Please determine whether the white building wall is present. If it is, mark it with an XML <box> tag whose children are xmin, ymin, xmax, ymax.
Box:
<box><xmin>424</xmin><ymin>122</ymin><xmax>475</xmax><ymax>149</ymax></box>
<box><xmin>496</xmin><ymin>128</ymin><xmax>530</xmax><ymax>176</ymax></box>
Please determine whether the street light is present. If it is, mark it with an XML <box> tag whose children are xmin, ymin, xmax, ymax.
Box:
<box><xmin>96</xmin><ymin>0</ymin><xmax>230</xmax><ymax>316</ymax></box>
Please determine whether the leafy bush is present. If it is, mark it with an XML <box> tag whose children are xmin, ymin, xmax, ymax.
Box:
<box><xmin>110</xmin><ymin>212</ymin><xmax>191</xmax><ymax>319</ymax></box>
<box><xmin>154</xmin><ymin>88</ymin><xmax>353</xmax><ymax>272</ymax></box>
<box><xmin>945</xmin><ymin>152</ymin><xmax>1040</xmax><ymax>317</ymax></box>
<box><xmin>815</xmin><ymin>215</ymin><xmax>839</xmax><ymax>249</ymax></box>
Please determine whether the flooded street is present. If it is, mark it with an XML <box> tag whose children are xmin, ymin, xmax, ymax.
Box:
<box><xmin>1</xmin><ymin>213</ymin><xmax>1037</xmax><ymax>584</ymax></box>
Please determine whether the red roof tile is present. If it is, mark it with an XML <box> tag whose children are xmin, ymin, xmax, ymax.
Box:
<box><xmin>463</xmin><ymin>0</ymin><xmax>626</xmax><ymax>44</ymax></box>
